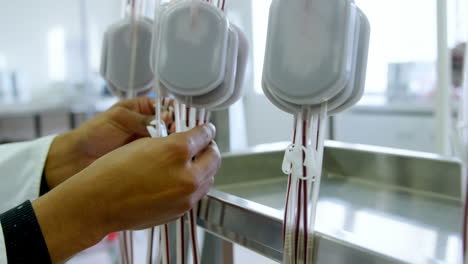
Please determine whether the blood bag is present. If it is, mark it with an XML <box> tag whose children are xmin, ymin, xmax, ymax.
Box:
<box><xmin>262</xmin><ymin>4</ymin><xmax>369</xmax><ymax>116</ymax></box>
<box><xmin>156</xmin><ymin>0</ymin><xmax>229</xmax><ymax>96</ymax></box>
<box><xmin>152</xmin><ymin>0</ymin><xmax>248</xmax><ymax>111</ymax></box>
<box><xmin>330</xmin><ymin>10</ymin><xmax>370</xmax><ymax>115</ymax></box>
<box><xmin>212</xmin><ymin>24</ymin><xmax>249</xmax><ymax>110</ymax></box>
<box><xmin>100</xmin><ymin>17</ymin><xmax>154</xmax><ymax>98</ymax></box>
<box><xmin>171</xmin><ymin>25</ymin><xmax>239</xmax><ymax>108</ymax></box>
<box><xmin>263</xmin><ymin>0</ymin><xmax>357</xmax><ymax>105</ymax></box>
<box><xmin>327</xmin><ymin>12</ymin><xmax>361</xmax><ymax>111</ymax></box>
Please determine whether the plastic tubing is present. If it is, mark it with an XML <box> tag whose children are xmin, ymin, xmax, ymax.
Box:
<box><xmin>282</xmin><ymin>102</ymin><xmax>327</xmax><ymax>264</ymax></box>
<box><xmin>127</xmin><ymin>0</ymin><xmax>145</xmax><ymax>99</ymax></box>
<box><xmin>174</xmin><ymin>104</ymin><xmax>202</xmax><ymax>264</ymax></box>
<box><xmin>306</xmin><ymin>102</ymin><xmax>328</xmax><ymax>262</ymax></box>
<box><xmin>283</xmin><ymin>116</ymin><xmax>300</xmax><ymax>264</ymax></box>
<box><xmin>188</xmin><ymin>107</ymin><xmax>200</xmax><ymax>264</ymax></box>
<box><xmin>173</xmin><ymin>102</ymin><xmax>185</xmax><ymax>264</ymax></box>
<box><xmin>148</xmin><ymin>1</ymin><xmax>172</xmax><ymax>262</ymax></box>
<box><xmin>120</xmin><ymin>1</ymin><xmax>146</xmax><ymax>263</ymax></box>
<box><xmin>151</xmin><ymin>1</ymin><xmax>225</xmax><ymax>263</ymax></box>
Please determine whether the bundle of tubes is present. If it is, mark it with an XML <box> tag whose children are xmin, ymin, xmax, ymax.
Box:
<box><xmin>282</xmin><ymin>105</ymin><xmax>327</xmax><ymax>263</ymax></box>
<box><xmin>262</xmin><ymin>0</ymin><xmax>370</xmax><ymax>263</ymax></box>
<box><xmin>101</xmin><ymin>0</ymin><xmax>161</xmax><ymax>262</ymax></box>
<box><xmin>121</xmin><ymin>1</ymin><xmax>146</xmax><ymax>263</ymax></box>
<box><xmin>101</xmin><ymin>0</ymin><xmax>247</xmax><ymax>263</ymax></box>
<box><xmin>149</xmin><ymin>1</ymin><xmax>250</xmax><ymax>263</ymax></box>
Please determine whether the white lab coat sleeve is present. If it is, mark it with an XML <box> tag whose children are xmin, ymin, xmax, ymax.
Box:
<box><xmin>0</xmin><ymin>135</ymin><xmax>56</xmax><ymax>263</ymax></box>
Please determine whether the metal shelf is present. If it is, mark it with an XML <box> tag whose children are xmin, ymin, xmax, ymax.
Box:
<box><xmin>198</xmin><ymin>141</ymin><xmax>462</xmax><ymax>263</ymax></box>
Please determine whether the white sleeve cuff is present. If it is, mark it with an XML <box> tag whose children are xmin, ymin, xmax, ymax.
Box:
<box><xmin>0</xmin><ymin>136</ymin><xmax>56</xmax><ymax>214</ymax></box>
<box><xmin>0</xmin><ymin>136</ymin><xmax>56</xmax><ymax>263</ymax></box>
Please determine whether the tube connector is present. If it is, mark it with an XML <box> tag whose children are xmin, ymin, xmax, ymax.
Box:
<box><xmin>147</xmin><ymin>119</ymin><xmax>168</xmax><ymax>138</ymax></box>
<box><xmin>282</xmin><ymin>144</ymin><xmax>320</xmax><ymax>180</ymax></box>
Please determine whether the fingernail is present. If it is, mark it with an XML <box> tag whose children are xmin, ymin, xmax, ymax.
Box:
<box><xmin>207</xmin><ymin>123</ymin><xmax>216</xmax><ymax>137</ymax></box>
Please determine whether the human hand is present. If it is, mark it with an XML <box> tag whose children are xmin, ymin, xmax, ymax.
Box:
<box><xmin>33</xmin><ymin>124</ymin><xmax>220</xmax><ymax>263</ymax></box>
<box><xmin>44</xmin><ymin>97</ymin><xmax>173</xmax><ymax>189</ymax></box>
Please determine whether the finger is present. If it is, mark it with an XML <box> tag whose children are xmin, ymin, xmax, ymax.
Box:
<box><xmin>171</xmin><ymin>124</ymin><xmax>216</xmax><ymax>159</ymax></box>
<box><xmin>113</xmin><ymin>97</ymin><xmax>155</xmax><ymax>115</ymax></box>
<box><xmin>192</xmin><ymin>141</ymin><xmax>221</xmax><ymax>177</ymax></box>
<box><xmin>108</xmin><ymin>106</ymin><xmax>152</xmax><ymax>137</ymax></box>
<box><xmin>191</xmin><ymin>176</ymin><xmax>214</xmax><ymax>204</ymax></box>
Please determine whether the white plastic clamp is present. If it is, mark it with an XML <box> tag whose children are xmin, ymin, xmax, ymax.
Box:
<box><xmin>282</xmin><ymin>144</ymin><xmax>320</xmax><ymax>180</ymax></box>
<box><xmin>147</xmin><ymin>119</ymin><xmax>168</xmax><ymax>138</ymax></box>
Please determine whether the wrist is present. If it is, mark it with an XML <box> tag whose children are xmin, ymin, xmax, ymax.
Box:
<box><xmin>32</xmin><ymin>181</ymin><xmax>108</xmax><ymax>263</ymax></box>
<box><xmin>44</xmin><ymin>131</ymin><xmax>86</xmax><ymax>189</ymax></box>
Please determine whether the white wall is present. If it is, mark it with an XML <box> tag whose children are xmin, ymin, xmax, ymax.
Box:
<box><xmin>0</xmin><ymin>0</ymin><xmax>121</xmax><ymax>141</ymax></box>
<box><xmin>0</xmin><ymin>0</ymin><xmax>121</xmax><ymax>98</ymax></box>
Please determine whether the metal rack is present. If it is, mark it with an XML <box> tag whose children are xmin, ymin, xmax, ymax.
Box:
<box><xmin>198</xmin><ymin>141</ymin><xmax>462</xmax><ymax>263</ymax></box>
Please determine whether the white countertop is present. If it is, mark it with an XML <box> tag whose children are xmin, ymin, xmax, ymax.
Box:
<box><xmin>0</xmin><ymin>96</ymin><xmax>455</xmax><ymax>117</ymax></box>
<box><xmin>0</xmin><ymin>97</ymin><xmax>118</xmax><ymax>118</ymax></box>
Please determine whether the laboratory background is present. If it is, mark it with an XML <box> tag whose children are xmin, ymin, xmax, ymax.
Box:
<box><xmin>1</xmin><ymin>0</ymin><xmax>468</xmax><ymax>263</ymax></box>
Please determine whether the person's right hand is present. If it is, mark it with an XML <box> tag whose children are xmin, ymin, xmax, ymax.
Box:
<box><xmin>32</xmin><ymin>124</ymin><xmax>220</xmax><ymax>263</ymax></box>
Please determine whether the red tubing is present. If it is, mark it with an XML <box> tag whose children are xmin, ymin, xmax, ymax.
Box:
<box><xmin>190</xmin><ymin>210</ymin><xmax>199</xmax><ymax>264</ymax></box>
<box><xmin>148</xmin><ymin>228</ymin><xmax>154</xmax><ymax>262</ymax></box>
<box><xmin>221</xmin><ymin>0</ymin><xmax>226</xmax><ymax>10</ymax></box>
<box><xmin>302</xmin><ymin>119</ymin><xmax>308</xmax><ymax>264</ymax></box>
<box><xmin>303</xmin><ymin>182</ymin><xmax>308</xmax><ymax>264</ymax></box>
<box><xmin>189</xmin><ymin>109</ymin><xmax>205</xmax><ymax>264</ymax></box>
<box><xmin>283</xmin><ymin>175</ymin><xmax>292</xmax><ymax>245</ymax></box>
<box><xmin>294</xmin><ymin>180</ymin><xmax>303</xmax><ymax>263</ymax></box>
<box><xmin>316</xmin><ymin>117</ymin><xmax>320</xmax><ymax>151</ymax></box>
<box><xmin>129</xmin><ymin>232</ymin><xmax>134</xmax><ymax>263</ymax></box>
<box><xmin>283</xmin><ymin>117</ymin><xmax>298</xmax><ymax>245</ymax></box>
<box><xmin>165</xmin><ymin>224</ymin><xmax>171</xmax><ymax>264</ymax></box>
<box><xmin>122</xmin><ymin>232</ymin><xmax>129</xmax><ymax>264</ymax></box>
<box><xmin>181</xmin><ymin>216</ymin><xmax>185</xmax><ymax>264</ymax></box>
<box><xmin>185</xmin><ymin>107</ymin><xmax>190</xmax><ymax>127</ymax></box>
<box><xmin>181</xmin><ymin>109</ymin><xmax>187</xmax><ymax>264</ymax></box>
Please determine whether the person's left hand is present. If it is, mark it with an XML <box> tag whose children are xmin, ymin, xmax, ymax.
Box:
<box><xmin>44</xmin><ymin>97</ymin><xmax>173</xmax><ymax>189</ymax></box>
